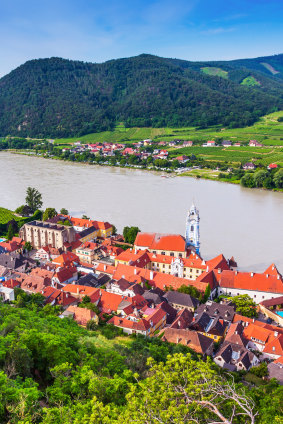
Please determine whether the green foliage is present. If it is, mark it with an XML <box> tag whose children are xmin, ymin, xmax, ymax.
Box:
<box><xmin>123</xmin><ymin>226</ymin><xmax>140</xmax><ymax>244</ymax></box>
<box><xmin>59</xmin><ymin>208</ymin><xmax>68</xmax><ymax>215</ymax></box>
<box><xmin>24</xmin><ymin>241</ymin><xmax>32</xmax><ymax>252</ymax></box>
<box><xmin>42</xmin><ymin>208</ymin><xmax>57</xmax><ymax>221</ymax></box>
<box><xmin>0</xmin><ymin>54</ymin><xmax>282</xmax><ymax>138</ymax></box>
<box><xmin>25</xmin><ymin>187</ymin><xmax>43</xmax><ymax>213</ymax></box>
<box><xmin>249</xmin><ymin>362</ymin><xmax>268</xmax><ymax>378</ymax></box>
<box><xmin>226</xmin><ymin>294</ymin><xmax>258</xmax><ymax>318</ymax></box>
<box><xmin>6</xmin><ymin>224</ymin><xmax>14</xmax><ymax>241</ymax></box>
<box><xmin>177</xmin><ymin>284</ymin><xmax>202</xmax><ymax>299</ymax></box>
<box><xmin>15</xmin><ymin>204</ymin><xmax>32</xmax><ymax>216</ymax></box>
<box><xmin>241</xmin><ymin>76</ymin><xmax>260</xmax><ymax>87</ymax></box>
<box><xmin>273</xmin><ymin>168</ymin><xmax>283</xmax><ymax>188</ymax></box>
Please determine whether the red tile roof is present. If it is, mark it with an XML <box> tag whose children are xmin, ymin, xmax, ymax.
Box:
<box><xmin>65</xmin><ymin>305</ymin><xmax>97</xmax><ymax>326</ymax></box>
<box><xmin>220</xmin><ymin>270</ymin><xmax>283</xmax><ymax>294</ymax></box>
<box><xmin>134</xmin><ymin>232</ymin><xmax>186</xmax><ymax>252</ymax></box>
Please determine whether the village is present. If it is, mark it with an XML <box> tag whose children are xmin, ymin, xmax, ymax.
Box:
<box><xmin>56</xmin><ymin>138</ymin><xmax>277</xmax><ymax>173</ymax></box>
<box><xmin>0</xmin><ymin>204</ymin><xmax>282</xmax><ymax>385</ymax></box>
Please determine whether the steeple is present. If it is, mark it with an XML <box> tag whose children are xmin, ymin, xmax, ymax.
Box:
<box><xmin>185</xmin><ymin>203</ymin><xmax>200</xmax><ymax>254</ymax></box>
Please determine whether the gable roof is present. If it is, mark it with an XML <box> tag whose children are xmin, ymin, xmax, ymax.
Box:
<box><xmin>164</xmin><ymin>291</ymin><xmax>199</xmax><ymax>308</ymax></box>
<box><xmin>134</xmin><ymin>232</ymin><xmax>186</xmax><ymax>252</ymax></box>
<box><xmin>162</xmin><ymin>328</ymin><xmax>213</xmax><ymax>355</ymax></box>
<box><xmin>219</xmin><ymin>270</ymin><xmax>283</xmax><ymax>294</ymax></box>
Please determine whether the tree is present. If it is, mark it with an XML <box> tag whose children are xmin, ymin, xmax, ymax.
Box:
<box><xmin>203</xmin><ymin>284</ymin><xmax>211</xmax><ymax>303</ymax></box>
<box><xmin>7</xmin><ymin>224</ymin><xmax>14</xmax><ymax>241</ymax></box>
<box><xmin>82</xmin><ymin>214</ymin><xmax>90</xmax><ymax>220</ymax></box>
<box><xmin>240</xmin><ymin>174</ymin><xmax>255</xmax><ymax>188</ymax></box>
<box><xmin>226</xmin><ymin>294</ymin><xmax>257</xmax><ymax>318</ymax></box>
<box><xmin>24</xmin><ymin>242</ymin><xmax>33</xmax><ymax>255</ymax></box>
<box><xmin>273</xmin><ymin>169</ymin><xmax>283</xmax><ymax>188</ymax></box>
<box><xmin>123</xmin><ymin>354</ymin><xmax>258</xmax><ymax>424</ymax></box>
<box><xmin>123</xmin><ymin>226</ymin><xmax>140</xmax><ymax>244</ymax></box>
<box><xmin>15</xmin><ymin>205</ymin><xmax>32</xmax><ymax>216</ymax></box>
<box><xmin>112</xmin><ymin>224</ymin><xmax>117</xmax><ymax>235</ymax></box>
<box><xmin>253</xmin><ymin>170</ymin><xmax>268</xmax><ymax>187</ymax></box>
<box><xmin>25</xmin><ymin>187</ymin><xmax>43</xmax><ymax>213</ymax></box>
<box><xmin>60</xmin><ymin>208</ymin><xmax>69</xmax><ymax>215</ymax></box>
<box><xmin>42</xmin><ymin>208</ymin><xmax>57</xmax><ymax>221</ymax></box>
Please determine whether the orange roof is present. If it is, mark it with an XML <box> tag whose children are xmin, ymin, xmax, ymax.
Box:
<box><xmin>264</xmin><ymin>334</ymin><xmax>283</xmax><ymax>356</ymax></box>
<box><xmin>52</xmin><ymin>252</ymin><xmax>80</xmax><ymax>266</ymax></box>
<box><xmin>134</xmin><ymin>232</ymin><xmax>186</xmax><ymax>252</ymax></box>
<box><xmin>206</xmin><ymin>254</ymin><xmax>230</xmax><ymax>271</ymax></box>
<box><xmin>62</xmin><ymin>284</ymin><xmax>100</xmax><ymax>301</ymax></box>
<box><xmin>264</xmin><ymin>263</ymin><xmax>282</xmax><ymax>278</ymax></box>
<box><xmin>112</xmin><ymin>263</ymin><xmax>208</xmax><ymax>292</ymax></box>
<box><xmin>99</xmin><ymin>290</ymin><xmax>123</xmax><ymax>313</ymax></box>
<box><xmin>95</xmin><ymin>263</ymin><xmax>116</xmax><ymax>275</ymax></box>
<box><xmin>108</xmin><ymin>316</ymin><xmax>150</xmax><ymax>332</ymax></box>
<box><xmin>274</xmin><ymin>356</ymin><xmax>283</xmax><ymax>364</ymax></box>
<box><xmin>220</xmin><ymin>270</ymin><xmax>283</xmax><ymax>294</ymax></box>
<box><xmin>66</xmin><ymin>305</ymin><xmax>96</xmax><ymax>326</ymax></box>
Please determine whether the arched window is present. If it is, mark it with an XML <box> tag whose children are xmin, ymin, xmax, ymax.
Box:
<box><xmin>190</xmin><ymin>225</ymin><xmax>194</xmax><ymax>231</ymax></box>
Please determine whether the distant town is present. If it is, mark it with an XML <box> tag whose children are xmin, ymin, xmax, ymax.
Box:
<box><xmin>0</xmin><ymin>202</ymin><xmax>282</xmax><ymax>385</ymax></box>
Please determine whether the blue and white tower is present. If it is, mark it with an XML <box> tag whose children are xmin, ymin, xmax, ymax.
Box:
<box><xmin>185</xmin><ymin>203</ymin><xmax>200</xmax><ymax>255</ymax></box>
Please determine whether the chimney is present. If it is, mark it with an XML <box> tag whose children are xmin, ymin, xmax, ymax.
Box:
<box><xmin>206</xmin><ymin>266</ymin><xmax>209</xmax><ymax>272</ymax></box>
<box><xmin>218</xmin><ymin>268</ymin><xmax>221</xmax><ymax>274</ymax></box>
<box><xmin>277</xmin><ymin>274</ymin><xmax>280</xmax><ymax>280</ymax></box>
<box><xmin>235</xmin><ymin>270</ymin><xmax>238</xmax><ymax>275</ymax></box>
<box><xmin>235</xmin><ymin>330</ymin><xmax>238</xmax><ymax>335</ymax></box>
<box><xmin>251</xmin><ymin>272</ymin><xmax>254</xmax><ymax>277</ymax></box>
<box><xmin>178</xmin><ymin>320</ymin><xmax>181</xmax><ymax>328</ymax></box>
<box><xmin>274</xmin><ymin>331</ymin><xmax>279</xmax><ymax>337</ymax></box>
<box><xmin>104</xmin><ymin>265</ymin><xmax>106</xmax><ymax>271</ymax></box>
<box><xmin>77</xmin><ymin>287</ymin><xmax>79</xmax><ymax>295</ymax></box>
<box><xmin>252</xmin><ymin>318</ymin><xmax>255</xmax><ymax>323</ymax></box>
<box><xmin>134</xmin><ymin>268</ymin><xmax>137</xmax><ymax>275</ymax></box>
<box><xmin>150</xmin><ymin>271</ymin><xmax>154</xmax><ymax>280</ymax></box>
<box><xmin>266</xmin><ymin>274</ymin><xmax>269</xmax><ymax>278</ymax></box>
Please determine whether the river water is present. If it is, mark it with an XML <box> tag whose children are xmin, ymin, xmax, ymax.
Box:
<box><xmin>1</xmin><ymin>152</ymin><xmax>283</xmax><ymax>273</ymax></box>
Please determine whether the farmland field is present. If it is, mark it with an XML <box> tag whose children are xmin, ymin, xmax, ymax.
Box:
<box><xmin>53</xmin><ymin>111</ymin><xmax>283</xmax><ymax>148</ymax></box>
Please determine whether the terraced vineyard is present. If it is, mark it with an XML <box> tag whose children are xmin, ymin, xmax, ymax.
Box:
<box><xmin>54</xmin><ymin>111</ymin><xmax>283</xmax><ymax>148</ymax></box>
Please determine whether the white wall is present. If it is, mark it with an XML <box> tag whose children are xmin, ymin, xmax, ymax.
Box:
<box><xmin>219</xmin><ymin>286</ymin><xmax>283</xmax><ymax>304</ymax></box>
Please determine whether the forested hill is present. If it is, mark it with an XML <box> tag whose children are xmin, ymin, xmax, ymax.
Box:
<box><xmin>0</xmin><ymin>53</ymin><xmax>283</xmax><ymax>138</ymax></box>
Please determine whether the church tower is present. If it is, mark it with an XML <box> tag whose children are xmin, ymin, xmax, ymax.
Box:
<box><xmin>185</xmin><ymin>203</ymin><xmax>200</xmax><ymax>255</ymax></box>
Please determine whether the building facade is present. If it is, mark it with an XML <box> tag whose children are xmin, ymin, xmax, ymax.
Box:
<box><xmin>20</xmin><ymin>221</ymin><xmax>76</xmax><ymax>249</ymax></box>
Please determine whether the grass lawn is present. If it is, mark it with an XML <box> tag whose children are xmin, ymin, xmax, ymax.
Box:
<box><xmin>83</xmin><ymin>333</ymin><xmax>132</xmax><ymax>350</ymax></box>
<box><xmin>243</xmin><ymin>372</ymin><xmax>265</xmax><ymax>386</ymax></box>
<box><xmin>201</xmin><ymin>67</ymin><xmax>228</xmax><ymax>79</ymax></box>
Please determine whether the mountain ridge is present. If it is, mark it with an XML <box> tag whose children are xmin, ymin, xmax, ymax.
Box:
<box><xmin>0</xmin><ymin>53</ymin><xmax>282</xmax><ymax>138</ymax></box>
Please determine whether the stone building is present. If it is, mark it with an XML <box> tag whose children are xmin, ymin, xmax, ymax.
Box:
<box><xmin>19</xmin><ymin>221</ymin><xmax>76</xmax><ymax>249</ymax></box>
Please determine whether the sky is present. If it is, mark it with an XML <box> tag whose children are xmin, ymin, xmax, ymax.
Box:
<box><xmin>0</xmin><ymin>0</ymin><xmax>282</xmax><ymax>77</ymax></box>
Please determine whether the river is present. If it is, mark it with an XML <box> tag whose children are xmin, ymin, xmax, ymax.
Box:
<box><xmin>1</xmin><ymin>152</ymin><xmax>283</xmax><ymax>273</ymax></box>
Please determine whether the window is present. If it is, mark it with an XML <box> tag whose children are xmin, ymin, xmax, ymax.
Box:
<box><xmin>179</xmin><ymin>254</ymin><xmax>182</xmax><ymax>258</ymax></box>
<box><xmin>190</xmin><ymin>225</ymin><xmax>194</xmax><ymax>231</ymax></box>
<box><xmin>170</xmin><ymin>252</ymin><xmax>174</xmax><ymax>257</ymax></box>
<box><xmin>161</xmin><ymin>251</ymin><xmax>165</xmax><ymax>255</ymax></box>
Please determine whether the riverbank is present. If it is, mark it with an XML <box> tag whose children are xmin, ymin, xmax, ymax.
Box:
<box><xmin>8</xmin><ymin>149</ymin><xmax>283</xmax><ymax>193</ymax></box>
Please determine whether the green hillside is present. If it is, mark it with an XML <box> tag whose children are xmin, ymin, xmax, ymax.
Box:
<box><xmin>0</xmin><ymin>54</ymin><xmax>282</xmax><ymax>138</ymax></box>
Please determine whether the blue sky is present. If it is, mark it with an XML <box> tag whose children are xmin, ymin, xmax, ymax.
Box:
<box><xmin>0</xmin><ymin>0</ymin><xmax>282</xmax><ymax>77</ymax></box>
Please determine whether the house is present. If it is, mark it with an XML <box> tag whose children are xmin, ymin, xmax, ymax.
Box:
<box><xmin>78</xmin><ymin>227</ymin><xmax>98</xmax><ymax>243</ymax></box>
<box><xmin>243</xmin><ymin>323</ymin><xmax>283</xmax><ymax>359</ymax></box>
<box><xmin>267</xmin><ymin>163</ymin><xmax>278</xmax><ymax>170</ymax></box>
<box><xmin>218</xmin><ymin>269</ymin><xmax>283</xmax><ymax>303</ymax></box>
<box><xmin>163</xmin><ymin>291</ymin><xmax>199</xmax><ymax>312</ymax></box>
<box><xmin>175</xmin><ymin>155</ymin><xmax>190</xmax><ymax>164</ymax></box>
<box><xmin>134</xmin><ymin>232</ymin><xmax>187</xmax><ymax>258</ymax></box>
<box><xmin>183</xmin><ymin>141</ymin><xmax>193</xmax><ymax>147</ymax></box>
<box><xmin>51</xmin><ymin>266</ymin><xmax>78</xmax><ymax>286</ymax></box>
<box><xmin>169</xmin><ymin>308</ymin><xmax>193</xmax><ymax>329</ymax></box>
<box><xmin>63</xmin><ymin>305</ymin><xmax>98</xmax><ymax>327</ymax></box>
<box><xmin>190</xmin><ymin>312</ymin><xmax>228</xmax><ymax>342</ymax></box>
<box><xmin>194</xmin><ymin>300</ymin><xmax>235</xmax><ymax>323</ymax></box>
<box><xmin>108</xmin><ymin>307</ymin><xmax>166</xmax><ymax>336</ymax></box>
<box><xmin>234</xmin><ymin>143</ymin><xmax>241</xmax><ymax>147</ymax></box>
<box><xmin>42</xmin><ymin>287</ymin><xmax>77</xmax><ymax>308</ymax></box>
<box><xmin>62</xmin><ymin>284</ymin><xmax>100</xmax><ymax>303</ymax></box>
<box><xmin>206</xmin><ymin>140</ymin><xmax>216</xmax><ymax>147</ymax></box>
<box><xmin>0</xmin><ymin>252</ymin><xmax>36</xmax><ymax>272</ymax></box>
<box><xmin>52</xmin><ymin>252</ymin><xmax>80</xmax><ymax>267</ymax></box>
<box><xmin>243</xmin><ymin>162</ymin><xmax>256</xmax><ymax>170</ymax></box>
<box><xmin>76</xmin><ymin>241</ymin><xmax>98</xmax><ymax>264</ymax></box>
<box><xmin>20</xmin><ymin>267</ymin><xmax>54</xmax><ymax>294</ymax></box>
<box><xmin>214</xmin><ymin>343</ymin><xmax>259</xmax><ymax>371</ymax></box>
<box><xmin>249</xmin><ymin>140</ymin><xmax>263</xmax><ymax>147</ymax></box>
<box><xmin>0</xmin><ymin>237</ymin><xmax>24</xmax><ymax>253</ymax></box>
<box><xmin>162</xmin><ymin>328</ymin><xmax>214</xmax><ymax>356</ymax></box>
<box><xmin>106</xmin><ymin>278</ymin><xmax>144</xmax><ymax>297</ymax></box>
<box><xmin>0</xmin><ymin>286</ymin><xmax>14</xmax><ymax>301</ymax></box>
<box><xmin>35</xmin><ymin>245</ymin><xmax>62</xmax><ymax>261</ymax></box>
<box><xmin>222</xmin><ymin>140</ymin><xmax>232</xmax><ymax>147</ymax></box>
